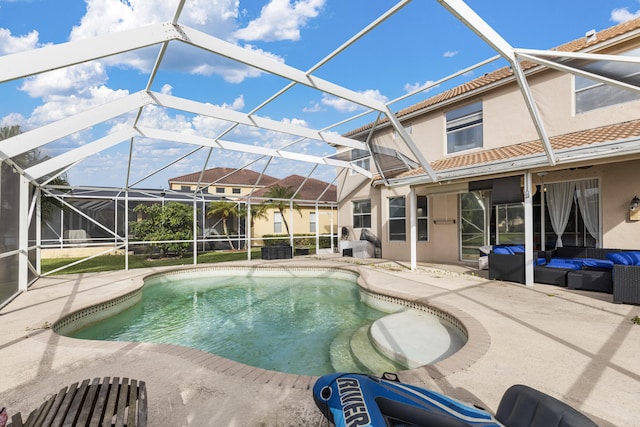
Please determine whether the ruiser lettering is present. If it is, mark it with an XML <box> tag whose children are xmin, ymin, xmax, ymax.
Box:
<box><xmin>336</xmin><ymin>378</ymin><xmax>371</xmax><ymax>427</ymax></box>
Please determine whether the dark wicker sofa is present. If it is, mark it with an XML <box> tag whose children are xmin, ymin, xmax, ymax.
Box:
<box><xmin>534</xmin><ymin>247</ymin><xmax>620</xmax><ymax>292</ymax></box>
<box><xmin>613</xmin><ymin>263</ymin><xmax>640</xmax><ymax>305</ymax></box>
<box><xmin>488</xmin><ymin>246</ymin><xmax>546</xmax><ymax>284</ymax></box>
<box><xmin>489</xmin><ymin>245</ymin><xmax>640</xmax><ymax>304</ymax></box>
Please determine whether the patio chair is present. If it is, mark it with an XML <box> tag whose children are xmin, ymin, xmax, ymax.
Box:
<box><xmin>495</xmin><ymin>384</ymin><xmax>598</xmax><ymax>427</ymax></box>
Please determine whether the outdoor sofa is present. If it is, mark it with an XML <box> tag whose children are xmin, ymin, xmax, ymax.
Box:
<box><xmin>488</xmin><ymin>245</ymin><xmax>640</xmax><ymax>304</ymax></box>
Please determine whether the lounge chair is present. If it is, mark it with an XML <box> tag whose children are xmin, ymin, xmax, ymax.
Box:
<box><xmin>7</xmin><ymin>377</ymin><xmax>147</xmax><ymax>427</ymax></box>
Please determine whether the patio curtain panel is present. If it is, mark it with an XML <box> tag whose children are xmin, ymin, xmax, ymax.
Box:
<box><xmin>546</xmin><ymin>181</ymin><xmax>576</xmax><ymax>248</ymax></box>
<box><xmin>575</xmin><ymin>178</ymin><xmax>600</xmax><ymax>247</ymax></box>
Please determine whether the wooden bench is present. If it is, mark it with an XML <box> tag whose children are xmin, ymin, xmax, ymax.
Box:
<box><xmin>8</xmin><ymin>377</ymin><xmax>147</xmax><ymax>427</ymax></box>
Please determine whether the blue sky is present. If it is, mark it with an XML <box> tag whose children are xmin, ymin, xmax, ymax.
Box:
<box><xmin>1</xmin><ymin>0</ymin><xmax>639</xmax><ymax>190</ymax></box>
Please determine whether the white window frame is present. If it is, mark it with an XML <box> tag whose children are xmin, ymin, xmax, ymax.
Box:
<box><xmin>446</xmin><ymin>101</ymin><xmax>483</xmax><ymax>154</ymax></box>
<box><xmin>274</xmin><ymin>211</ymin><xmax>282</xmax><ymax>233</ymax></box>
<box><xmin>310</xmin><ymin>212</ymin><xmax>316</xmax><ymax>233</ymax></box>
<box><xmin>417</xmin><ymin>195</ymin><xmax>428</xmax><ymax>242</ymax></box>
<box><xmin>352</xmin><ymin>199</ymin><xmax>371</xmax><ymax>228</ymax></box>
<box><xmin>574</xmin><ymin>47</ymin><xmax>640</xmax><ymax>114</ymax></box>
<box><xmin>388</xmin><ymin>196</ymin><xmax>406</xmax><ymax>241</ymax></box>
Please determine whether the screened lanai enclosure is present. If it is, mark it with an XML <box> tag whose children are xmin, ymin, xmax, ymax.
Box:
<box><xmin>2</xmin><ymin>0</ymin><xmax>639</xmax><ymax>307</ymax></box>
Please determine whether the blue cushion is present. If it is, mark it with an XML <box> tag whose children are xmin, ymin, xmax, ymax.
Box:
<box><xmin>546</xmin><ymin>258</ymin><xmax>583</xmax><ymax>270</ymax></box>
<box><xmin>606</xmin><ymin>252</ymin><xmax>640</xmax><ymax>265</ymax></box>
<box><xmin>536</xmin><ymin>257</ymin><xmax>547</xmax><ymax>266</ymax></box>
<box><xmin>628</xmin><ymin>252</ymin><xmax>640</xmax><ymax>265</ymax></box>
<box><xmin>493</xmin><ymin>246</ymin><xmax>514</xmax><ymax>255</ymax></box>
<box><xmin>582</xmin><ymin>258</ymin><xmax>614</xmax><ymax>270</ymax></box>
<box><xmin>510</xmin><ymin>245</ymin><xmax>525</xmax><ymax>253</ymax></box>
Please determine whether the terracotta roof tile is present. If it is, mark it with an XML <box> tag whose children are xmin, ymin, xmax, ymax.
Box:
<box><xmin>169</xmin><ymin>167</ymin><xmax>278</xmax><ymax>187</ymax></box>
<box><xmin>250</xmin><ymin>174</ymin><xmax>337</xmax><ymax>202</ymax></box>
<box><xmin>381</xmin><ymin>119</ymin><xmax>640</xmax><ymax>180</ymax></box>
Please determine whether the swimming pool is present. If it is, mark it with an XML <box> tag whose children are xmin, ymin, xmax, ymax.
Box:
<box><xmin>57</xmin><ymin>267</ymin><xmax>466</xmax><ymax>376</ymax></box>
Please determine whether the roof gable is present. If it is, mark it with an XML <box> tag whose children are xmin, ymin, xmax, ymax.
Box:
<box><xmin>169</xmin><ymin>167</ymin><xmax>278</xmax><ymax>187</ymax></box>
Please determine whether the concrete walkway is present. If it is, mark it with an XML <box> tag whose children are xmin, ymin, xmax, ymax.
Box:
<box><xmin>1</xmin><ymin>257</ymin><xmax>639</xmax><ymax>426</ymax></box>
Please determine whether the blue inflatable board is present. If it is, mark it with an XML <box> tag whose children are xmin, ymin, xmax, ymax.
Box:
<box><xmin>313</xmin><ymin>373</ymin><xmax>503</xmax><ymax>427</ymax></box>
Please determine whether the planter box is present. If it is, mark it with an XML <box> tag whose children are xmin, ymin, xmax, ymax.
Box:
<box><xmin>261</xmin><ymin>245</ymin><xmax>292</xmax><ymax>260</ymax></box>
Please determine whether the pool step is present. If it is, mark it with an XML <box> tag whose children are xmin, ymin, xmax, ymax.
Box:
<box><xmin>329</xmin><ymin>329</ymin><xmax>369</xmax><ymax>373</ymax></box>
<box><xmin>349</xmin><ymin>324</ymin><xmax>406</xmax><ymax>375</ymax></box>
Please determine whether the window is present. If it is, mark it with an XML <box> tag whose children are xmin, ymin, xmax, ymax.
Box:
<box><xmin>352</xmin><ymin>200</ymin><xmax>371</xmax><ymax>228</ymax></box>
<box><xmin>417</xmin><ymin>196</ymin><xmax>428</xmax><ymax>241</ymax></box>
<box><xmin>389</xmin><ymin>197</ymin><xmax>406</xmax><ymax>241</ymax></box>
<box><xmin>274</xmin><ymin>211</ymin><xmax>282</xmax><ymax>233</ymax></box>
<box><xmin>310</xmin><ymin>212</ymin><xmax>316</xmax><ymax>233</ymax></box>
<box><xmin>232</xmin><ymin>188</ymin><xmax>241</xmax><ymax>194</ymax></box>
<box><xmin>350</xmin><ymin>149</ymin><xmax>371</xmax><ymax>175</ymax></box>
<box><xmin>216</xmin><ymin>187</ymin><xmax>225</xmax><ymax>194</ymax></box>
<box><xmin>446</xmin><ymin>101</ymin><xmax>483</xmax><ymax>154</ymax></box>
<box><xmin>575</xmin><ymin>47</ymin><xmax>640</xmax><ymax>113</ymax></box>
<box><xmin>351</xmin><ymin>157</ymin><xmax>371</xmax><ymax>175</ymax></box>
<box><xmin>180</xmin><ymin>185</ymin><xmax>190</xmax><ymax>191</ymax></box>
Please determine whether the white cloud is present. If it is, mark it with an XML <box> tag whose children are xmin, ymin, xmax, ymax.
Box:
<box><xmin>404</xmin><ymin>80</ymin><xmax>437</xmax><ymax>94</ymax></box>
<box><xmin>321</xmin><ymin>89</ymin><xmax>388</xmax><ymax>113</ymax></box>
<box><xmin>302</xmin><ymin>102</ymin><xmax>324</xmax><ymax>113</ymax></box>
<box><xmin>0</xmin><ymin>28</ymin><xmax>39</xmax><ymax>54</ymax></box>
<box><xmin>27</xmin><ymin>85</ymin><xmax>130</xmax><ymax>128</ymax></box>
<box><xmin>160</xmin><ymin>84</ymin><xmax>173</xmax><ymax>95</ymax></box>
<box><xmin>233</xmin><ymin>0</ymin><xmax>325</xmax><ymax>42</ymax></box>
<box><xmin>611</xmin><ymin>7</ymin><xmax>640</xmax><ymax>23</ymax></box>
<box><xmin>20</xmin><ymin>62</ymin><xmax>108</xmax><ymax>98</ymax></box>
<box><xmin>443</xmin><ymin>50</ymin><xmax>458</xmax><ymax>58</ymax></box>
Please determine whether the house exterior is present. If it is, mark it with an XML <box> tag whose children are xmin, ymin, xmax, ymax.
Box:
<box><xmin>337</xmin><ymin>18</ymin><xmax>640</xmax><ymax>276</ymax></box>
<box><xmin>169</xmin><ymin>168</ymin><xmax>337</xmax><ymax>246</ymax></box>
<box><xmin>169</xmin><ymin>167</ymin><xmax>279</xmax><ymax>197</ymax></box>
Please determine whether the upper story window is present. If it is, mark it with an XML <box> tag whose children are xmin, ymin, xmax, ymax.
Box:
<box><xmin>575</xmin><ymin>47</ymin><xmax>640</xmax><ymax>113</ymax></box>
<box><xmin>389</xmin><ymin>196</ymin><xmax>406</xmax><ymax>241</ymax></box>
<box><xmin>352</xmin><ymin>200</ymin><xmax>371</xmax><ymax>228</ymax></box>
<box><xmin>215</xmin><ymin>187</ymin><xmax>225</xmax><ymax>194</ymax></box>
<box><xmin>350</xmin><ymin>149</ymin><xmax>371</xmax><ymax>175</ymax></box>
<box><xmin>232</xmin><ymin>188</ymin><xmax>241</xmax><ymax>194</ymax></box>
<box><xmin>446</xmin><ymin>101</ymin><xmax>483</xmax><ymax>154</ymax></box>
<box><xmin>180</xmin><ymin>185</ymin><xmax>190</xmax><ymax>191</ymax></box>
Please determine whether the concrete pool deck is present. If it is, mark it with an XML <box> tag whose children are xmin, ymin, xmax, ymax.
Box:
<box><xmin>1</xmin><ymin>256</ymin><xmax>639</xmax><ymax>426</ymax></box>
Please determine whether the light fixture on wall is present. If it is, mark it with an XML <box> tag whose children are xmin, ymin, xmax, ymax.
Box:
<box><xmin>630</xmin><ymin>196</ymin><xmax>640</xmax><ymax>221</ymax></box>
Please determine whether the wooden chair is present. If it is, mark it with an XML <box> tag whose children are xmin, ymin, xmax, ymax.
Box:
<box><xmin>8</xmin><ymin>377</ymin><xmax>147</xmax><ymax>427</ymax></box>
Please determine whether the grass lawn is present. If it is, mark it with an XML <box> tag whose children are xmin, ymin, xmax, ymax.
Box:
<box><xmin>41</xmin><ymin>249</ymin><xmax>264</xmax><ymax>275</ymax></box>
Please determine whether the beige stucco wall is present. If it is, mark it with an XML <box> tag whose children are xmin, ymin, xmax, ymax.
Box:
<box><xmin>250</xmin><ymin>206</ymin><xmax>337</xmax><ymax>244</ymax></box>
<box><xmin>169</xmin><ymin>183</ymin><xmax>257</xmax><ymax>196</ymax></box>
<box><xmin>337</xmin><ymin>157</ymin><xmax>640</xmax><ymax>264</ymax></box>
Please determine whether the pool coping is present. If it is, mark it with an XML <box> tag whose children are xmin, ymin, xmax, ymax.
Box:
<box><xmin>44</xmin><ymin>264</ymin><xmax>490</xmax><ymax>390</ymax></box>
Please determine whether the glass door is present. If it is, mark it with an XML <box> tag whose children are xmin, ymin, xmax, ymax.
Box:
<box><xmin>460</xmin><ymin>191</ymin><xmax>490</xmax><ymax>260</ymax></box>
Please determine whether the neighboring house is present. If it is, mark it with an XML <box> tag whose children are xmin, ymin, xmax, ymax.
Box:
<box><xmin>168</xmin><ymin>168</ymin><xmax>337</xmax><ymax>245</ymax></box>
<box><xmin>250</xmin><ymin>174</ymin><xmax>337</xmax><ymax>244</ymax></box>
<box><xmin>337</xmin><ymin>18</ymin><xmax>640</xmax><ymax>270</ymax></box>
<box><xmin>169</xmin><ymin>167</ymin><xmax>279</xmax><ymax>197</ymax></box>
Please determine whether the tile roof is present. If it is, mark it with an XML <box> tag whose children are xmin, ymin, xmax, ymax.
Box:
<box><xmin>382</xmin><ymin>119</ymin><xmax>640</xmax><ymax>180</ymax></box>
<box><xmin>169</xmin><ymin>167</ymin><xmax>278</xmax><ymax>187</ymax></box>
<box><xmin>346</xmin><ymin>17</ymin><xmax>640</xmax><ymax>137</ymax></box>
<box><xmin>250</xmin><ymin>174</ymin><xmax>337</xmax><ymax>202</ymax></box>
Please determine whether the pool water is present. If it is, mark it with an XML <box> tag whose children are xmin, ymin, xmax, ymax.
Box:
<box><xmin>70</xmin><ymin>273</ymin><xmax>404</xmax><ymax>375</ymax></box>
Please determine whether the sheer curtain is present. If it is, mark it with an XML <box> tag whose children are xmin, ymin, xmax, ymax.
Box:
<box><xmin>545</xmin><ymin>181</ymin><xmax>576</xmax><ymax>248</ymax></box>
<box><xmin>575</xmin><ymin>179</ymin><xmax>600</xmax><ymax>247</ymax></box>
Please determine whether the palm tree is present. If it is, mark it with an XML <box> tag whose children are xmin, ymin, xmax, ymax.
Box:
<box><xmin>264</xmin><ymin>185</ymin><xmax>301</xmax><ymax>235</ymax></box>
<box><xmin>238</xmin><ymin>202</ymin><xmax>269</xmax><ymax>235</ymax></box>
<box><xmin>207</xmin><ymin>200</ymin><xmax>240</xmax><ymax>249</ymax></box>
<box><xmin>1</xmin><ymin>125</ymin><xmax>69</xmax><ymax>222</ymax></box>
